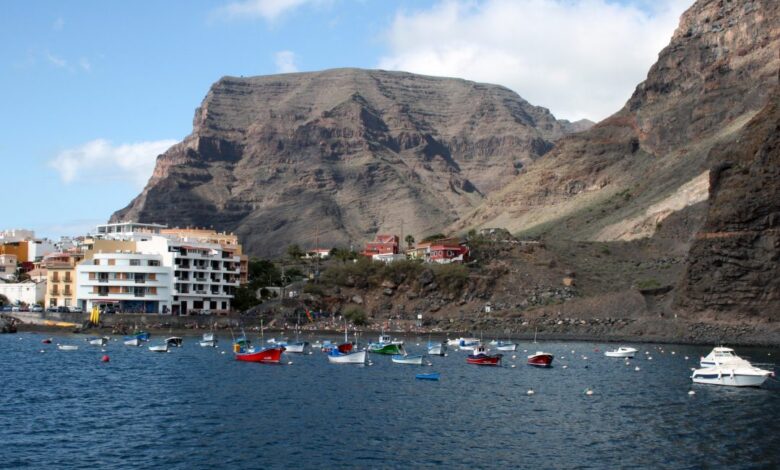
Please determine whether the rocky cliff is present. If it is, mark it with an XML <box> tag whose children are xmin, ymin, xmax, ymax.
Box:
<box><xmin>677</xmin><ymin>79</ymin><xmax>780</xmax><ymax>314</ymax></box>
<box><xmin>113</xmin><ymin>69</ymin><xmax>587</xmax><ymax>256</ymax></box>
<box><xmin>455</xmin><ymin>0</ymin><xmax>779</xmax><ymax>244</ymax></box>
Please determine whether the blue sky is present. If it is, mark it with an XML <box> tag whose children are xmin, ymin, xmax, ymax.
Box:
<box><xmin>0</xmin><ymin>0</ymin><xmax>691</xmax><ymax>240</ymax></box>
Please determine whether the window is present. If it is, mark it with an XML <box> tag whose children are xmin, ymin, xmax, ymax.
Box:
<box><xmin>93</xmin><ymin>259</ymin><xmax>100</xmax><ymax>265</ymax></box>
<box><xmin>148</xmin><ymin>260</ymin><xmax>160</xmax><ymax>266</ymax></box>
<box><xmin>130</xmin><ymin>259</ymin><xmax>141</xmax><ymax>266</ymax></box>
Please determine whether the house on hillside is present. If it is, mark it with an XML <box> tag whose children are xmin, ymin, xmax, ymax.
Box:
<box><xmin>362</xmin><ymin>234</ymin><xmax>399</xmax><ymax>257</ymax></box>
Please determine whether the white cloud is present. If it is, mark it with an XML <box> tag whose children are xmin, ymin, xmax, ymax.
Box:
<box><xmin>274</xmin><ymin>50</ymin><xmax>299</xmax><ymax>73</ymax></box>
<box><xmin>79</xmin><ymin>57</ymin><xmax>91</xmax><ymax>71</ymax></box>
<box><xmin>53</xmin><ymin>17</ymin><xmax>65</xmax><ymax>31</ymax></box>
<box><xmin>218</xmin><ymin>0</ymin><xmax>319</xmax><ymax>21</ymax></box>
<box><xmin>49</xmin><ymin>139</ymin><xmax>177</xmax><ymax>188</ymax></box>
<box><xmin>45</xmin><ymin>51</ymin><xmax>67</xmax><ymax>68</ymax></box>
<box><xmin>378</xmin><ymin>0</ymin><xmax>691</xmax><ymax>121</ymax></box>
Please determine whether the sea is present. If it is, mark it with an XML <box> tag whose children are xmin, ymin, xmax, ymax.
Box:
<box><xmin>1</xmin><ymin>332</ymin><xmax>779</xmax><ymax>469</ymax></box>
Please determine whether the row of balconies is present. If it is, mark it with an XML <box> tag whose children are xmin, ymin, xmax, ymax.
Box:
<box><xmin>49</xmin><ymin>288</ymin><xmax>72</xmax><ymax>296</ymax></box>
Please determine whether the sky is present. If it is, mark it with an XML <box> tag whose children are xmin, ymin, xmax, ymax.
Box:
<box><xmin>0</xmin><ymin>0</ymin><xmax>692</xmax><ymax>240</ymax></box>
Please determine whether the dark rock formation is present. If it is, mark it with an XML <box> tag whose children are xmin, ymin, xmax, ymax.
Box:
<box><xmin>113</xmin><ymin>69</ymin><xmax>580</xmax><ymax>256</ymax></box>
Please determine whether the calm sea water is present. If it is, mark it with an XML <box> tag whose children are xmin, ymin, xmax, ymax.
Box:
<box><xmin>1</xmin><ymin>332</ymin><xmax>779</xmax><ymax>469</ymax></box>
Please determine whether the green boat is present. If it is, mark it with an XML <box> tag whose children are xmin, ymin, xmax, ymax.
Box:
<box><xmin>368</xmin><ymin>334</ymin><xmax>405</xmax><ymax>355</ymax></box>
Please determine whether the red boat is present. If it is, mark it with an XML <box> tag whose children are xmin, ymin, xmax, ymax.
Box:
<box><xmin>527</xmin><ymin>352</ymin><xmax>554</xmax><ymax>367</ymax></box>
<box><xmin>337</xmin><ymin>342</ymin><xmax>353</xmax><ymax>353</ymax></box>
<box><xmin>467</xmin><ymin>345</ymin><xmax>503</xmax><ymax>366</ymax></box>
<box><xmin>235</xmin><ymin>346</ymin><xmax>286</xmax><ymax>364</ymax></box>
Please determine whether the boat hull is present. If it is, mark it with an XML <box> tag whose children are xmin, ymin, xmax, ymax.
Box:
<box><xmin>284</xmin><ymin>342</ymin><xmax>307</xmax><ymax>353</ymax></box>
<box><xmin>199</xmin><ymin>340</ymin><xmax>217</xmax><ymax>347</ymax></box>
<box><xmin>416</xmin><ymin>373</ymin><xmax>440</xmax><ymax>381</ymax></box>
<box><xmin>392</xmin><ymin>354</ymin><xmax>424</xmax><ymax>365</ymax></box>
<box><xmin>123</xmin><ymin>338</ymin><xmax>141</xmax><ymax>347</ymax></box>
<box><xmin>165</xmin><ymin>337</ymin><xmax>183</xmax><ymax>347</ymax></box>
<box><xmin>87</xmin><ymin>337</ymin><xmax>108</xmax><ymax>346</ymax></box>
<box><xmin>466</xmin><ymin>354</ymin><xmax>503</xmax><ymax>366</ymax></box>
<box><xmin>496</xmin><ymin>343</ymin><xmax>518</xmax><ymax>352</ymax></box>
<box><xmin>527</xmin><ymin>353</ymin><xmax>554</xmax><ymax>367</ymax></box>
<box><xmin>427</xmin><ymin>345</ymin><xmax>446</xmax><ymax>356</ymax></box>
<box><xmin>691</xmin><ymin>367</ymin><xmax>771</xmax><ymax>387</ymax></box>
<box><xmin>368</xmin><ymin>343</ymin><xmax>403</xmax><ymax>355</ymax></box>
<box><xmin>58</xmin><ymin>345</ymin><xmax>78</xmax><ymax>351</ymax></box>
<box><xmin>235</xmin><ymin>347</ymin><xmax>285</xmax><ymax>364</ymax></box>
<box><xmin>605</xmin><ymin>348</ymin><xmax>637</xmax><ymax>358</ymax></box>
<box><xmin>149</xmin><ymin>345</ymin><xmax>169</xmax><ymax>353</ymax></box>
<box><xmin>327</xmin><ymin>350</ymin><xmax>367</xmax><ymax>364</ymax></box>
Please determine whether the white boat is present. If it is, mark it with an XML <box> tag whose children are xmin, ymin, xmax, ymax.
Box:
<box><xmin>392</xmin><ymin>354</ymin><xmax>424</xmax><ymax>365</ymax></box>
<box><xmin>124</xmin><ymin>337</ymin><xmax>142</xmax><ymax>347</ymax></box>
<box><xmin>427</xmin><ymin>341</ymin><xmax>446</xmax><ymax>356</ymax></box>
<box><xmin>166</xmin><ymin>337</ymin><xmax>183</xmax><ymax>348</ymax></box>
<box><xmin>284</xmin><ymin>342</ymin><xmax>308</xmax><ymax>354</ymax></box>
<box><xmin>700</xmin><ymin>346</ymin><xmax>752</xmax><ymax>368</ymax></box>
<box><xmin>58</xmin><ymin>345</ymin><xmax>78</xmax><ymax>351</ymax></box>
<box><xmin>691</xmin><ymin>364</ymin><xmax>773</xmax><ymax>387</ymax></box>
<box><xmin>458</xmin><ymin>339</ymin><xmax>481</xmax><ymax>352</ymax></box>
<box><xmin>86</xmin><ymin>336</ymin><xmax>108</xmax><ymax>346</ymax></box>
<box><xmin>495</xmin><ymin>342</ymin><xmax>518</xmax><ymax>352</ymax></box>
<box><xmin>327</xmin><ymin>349</ymin><xmax>367</xmax><ymax>364</ymax></box>
<box><xmin>199</xmin><ymin>332</ymin><xmax>217</xmax><ymax>347</ymax></box>
<box><xmin>605</xmin><ymin>347</ymin><xmax>638</xmax><ymax>358</ymax></box>
<box><xmin>148</xmin><ymin>344</ymin><xmax>169</xmax><ymax>353</ymax></box>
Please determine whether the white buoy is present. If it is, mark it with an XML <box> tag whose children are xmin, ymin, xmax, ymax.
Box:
<box><xmin>562</xmin><ymin>365</ymin><xmax>568</xmax><ymax>369</ymax></box>
<box><xmin>39</xmin><ymin>349</ymin><xmax>45</xmax><ymax>353</ymax></box>
<box><xmin>582</xmin><ymin>356</ymin><xmax>588</xmax><ymax>360</ymax></box>
<box><xmin>221</xmin><ymin>351</ymin><xmax>226</xmax><ymax>354</ymax></box>
<box><xmin>685</xmin><ymin>356</ymin><xmax>689</xmax><ymax>360</ymax></box>
<box><xmin>571</xmin><ymin>350</ymin><xmax>575</xmax><ymax>354</ymax></box>
<box><xmin>308</xmin><ymin>351</ymin><xmax>313</xmax><ymax>355</ymax></box>
<box><xmin>287</xmin><ymin>361</ymin><xmax>293</xmax><ymax>365</ymax></box>
<box><xmin>511</xmin><ymin>355</ymin><xmax>517</xmax><ymax>359</ymax></box>
<box><xmin>416</xmin><ymin>343</ymin><xmax>420</xmax><ymax>346</ymax></box>
<box><xmin>527</xmin><ymin>390</ymin><xmax>534</xmax><ymax>395</ymax></box>
<box><xmin>671</xmin><ymin>351</ymin><xmax>676</xmax><ymax>355</ymax></box>
<box><xmin>648</xmin><ymin>357</ymin><xmax>653</xmax><ymax>360</ymax></box>
<box><xmin>688</xmin><ymin>390</ymin><xmax>695</xmax><ymax>396</ymax></box>
<box><xmin>511</xmin><ymin>364</ymin><xmax>516</xmax><ymax>368</ymax></box>
<box><xmin>635</xmin><ymin>366</ymin><xmax>641</xmax><ymax>371</ymax></box>
<box><xmin>444</xmin><ymin>353</ymin><xmax>448</xmax><ymax>357</ymax></box>
<box><xmin>523</xmin><ymin>349</ymin><xmax>528</xmax><ymax>353</ymax></box>
<box><xmin>585</xmin><ymin>389</ymin><xmax>594</xmax><ymax>396</ymax></box>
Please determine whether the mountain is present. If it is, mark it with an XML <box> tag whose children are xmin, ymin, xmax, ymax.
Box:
<box><xmin>112</xmin><ymin>69</ymin><xmax>589</xmax><ymax>256</ymax></box>
<box><xmin>454</xmin><ymin>0</ymin><xmax>778</xmax><ymax>244</ymax></box>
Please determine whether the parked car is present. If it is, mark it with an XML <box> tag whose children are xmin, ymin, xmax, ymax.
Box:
<box><xmin>46</xmin><ymin>307</ymin><xmax>58</xmax><ymax>312</ymax></box>
<box><xmin>31</xmin><ymin>305</ymin><xmax>43</xmax><ymax>312</ymax></box>
<box><xmin>56</xmin><ymin>306</ymin><xmax>69</xmax><ymax>313</ymax></box>
<box><xmin>68</xmin><ymin>306</ymin><xmax>83</xmax><ymax>313</ymax></box>
<box><xmin>1</xmin><ymin>306</ymin><xmax>12</xmax><ymax>312</ymax></box>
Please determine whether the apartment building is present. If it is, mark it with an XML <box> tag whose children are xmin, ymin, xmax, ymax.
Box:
<box><xmin>43</xmin><ymin>252</ymin><xmax>84</xmax><ymax>308</ymax></box>
<box><xmin>0</xmin><ymin>254</ymin><xmax>16</xmax><ymax>281</ymax></box>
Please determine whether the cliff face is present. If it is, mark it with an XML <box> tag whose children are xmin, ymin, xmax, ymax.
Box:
<box><xmin>676</xmin><ymin>81</ymin><xmax>780</xmax><ymax>314</ymax></box>
<box><xmin>455</xmin><ymin>0</ymin><xmax>779</xmax><ymax>243</ymax></box>
<box><xmin>113</xmin><ymin>69</ymin><xmax>585</xmax><ymax>256</ymax></box>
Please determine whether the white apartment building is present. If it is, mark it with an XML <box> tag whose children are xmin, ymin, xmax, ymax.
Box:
<box><xmin>0</xmin><ymin>254</ymin><xmax>17</xmax><ymax>281</ymax></box>
<box><xmin>76</xmin><ymin>251</ymin><xmax>172</xmax><ymax>314</ymax></box>
<box><xmin>0</xmin><ymin>229</ymin><xmax>35</xmax><ymax>243</ymax></box>
<box><xmin>0</xmin><ymin>281</ymin><xmax>45</xmax><ymax>306</ymax></box>
<box><xmin>137</xmin><ymin>235</ymin><xmax>240</xmax><ymax>315</ymax></box>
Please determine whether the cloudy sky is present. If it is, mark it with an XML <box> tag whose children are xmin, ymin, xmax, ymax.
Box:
<box><xmin>1</xmin><ymin>0</ymin><xmax>691</xmax><ymax>239</ymax></box>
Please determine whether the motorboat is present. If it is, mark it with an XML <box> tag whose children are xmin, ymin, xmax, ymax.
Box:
<box><xmin>605</xmin><ymin>347</ymin><xmax>637</xmax><ymax>358</ymax></box>
<box><xmin>199</xmin><ymin>332</ymin><xmax>217</xmax><ymax>347</ymax></box>
<box><xmin>527</xmin><ymin>352</ymin><xmax>554</xmax><ymax>367</ymax></box>
<box><xmin>86</xmin><ymin>336</ymin><xmax>108</xmax><ymax>347</ymax></box>
<box><xmin>124</xmin><ymin>337</ymin><xmax>142</xmax><ymax>347</ymax></box>
<box><xmin>133</xmin><ymin>331</ymin><xmax>151</xmax><ymax>341</ymax></box>
<box><xmin>415</xmin><ymin>372</ymin><xmax>440</xmax><ymax>381</ymax></box>
<box><xmin>368</xmin><ymin>333</ymin><xmax>405</xmax><ymax>355</ymax></box>
<box><xmin>427</xmin><ymin>341</ymin><xmax>446</xmax><ymax>356</ymax></box>
<box><xmin>466</xmin><ymin>345</ymin><xmax>503</xmax><ymax>366</ymax></box>
<box><xmin>691</xmin><ymin>364</ymin><xmax>773</xmax><ymax>387</ymax></box>
<box><xmin>457</xmin><ymin>338</ymin><xmax>481</xmax><ymax>351</ymax></box>
<box><xmin>284</xmin><ymin>342</ymin><xmax>308</xmax><ymax>354</ymax></box>
<box><xmin>327</xmin><ymin>348</ymin><xmax>367</xmax><ymax>364</ymax></box>
<box><xmin>41</xmin><ymin>338</ymin><xmax>52</xmax><ymax>344</ymax></box>
<box><xmin>392</xmin><ymin>354</ymin><xmax>424</xmax><ymax>365</ymax></box>
<box><xmin>57</xmin><ymin>344</ymin><xmax>78</xmax><ymax>351</ymax></box>
<box><xmin>235</xmin><ymin>345</ymin><xmax>286</xmax><ymax>363</ymax></box>
<box><xmin>700</xmin><ymin>347</ymin><xmax>752</xmax><ymax>368</ymax></box>
<box><xmin>447</xmin><ymin>337</ymin><xmax>479</xmax><ymax>348</ymax></box>
<box><xmin>148</xmin><ymin>344</ymin><xmax>169</xmax><ymax>353</ymax></box>
<box><xmin>166</xmin><ymin>337</ymin><xmax>183</xmax><ymax>348</ymax></box>
<box><xmin>495</xmin><ymin>342</ymin><xmax>518</xmax><ymax>352</ymax></box>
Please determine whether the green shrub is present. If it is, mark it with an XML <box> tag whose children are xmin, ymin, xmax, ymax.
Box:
<box><xmin>431</xmin><ymin>263</ymin><xmax>469</xmax><ymax>293</ymax></box>
<box><xmin>344</xmin><ymin>306</ymin><xmax>368</xmax><ymax>326</ymax></box>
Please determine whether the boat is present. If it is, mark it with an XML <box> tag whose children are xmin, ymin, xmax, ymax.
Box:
<box><xmin>124</xmin><ymin>337</ymin><xmax>142</xmax><ymax>347</ymax></box>
<box><xmin>199</xmin><ymin>332</ymin><xmax>217</xmax><ymax>347</ymax></box>
<box><xmin>527</xmin><ymin>352</ymin><xmax>554</xmax><ymax>367</ymax></box>
<box><xmin>86</xmin><ymin>336</ymin><xmax>108</xmax><ymax>346</ymax></box>
<box><xmin>466</xmin><ymin>345</ymin><xmax>503</xmax><ymax>366</ymax></box>
<box><xmin>327</xmin><ymin>348</ymin><xmax>367</xmax><ymax>364</ymax></box>
<box><xmin>699</xmin><ymin>346</ymin><xmax>752</xmax><ymax>368</ymax></box>
<box><xmin>427</xmin><ymin>341</ymin><xmax>446</xmax><ymax>356</ymax></box>
<box><xmin>605</xmin><ymin>347</ymin><xmax>638</xmax><ymax>358</ymax></box>
<box><xmin>57</xmin><ymin>344</ymin><xmax>78</xmax><ymax>351</ymax></box>
<box><xmin>41</xmin><ymin>338</ymin><xmax>52</xmax><ymax>344</ymax></box>
<box><xmin>284</xmin><ymin>342</ymin><xmax>308</xmax><ymax>354</ymax></box>
<box><xmin>166</xmin><ymin>336</ymin><xmax>183</xmax><ymax>348</ymax></box>
<box><xmin>495</xmin><ymin>341</ymin><xmax>518</xmax><ymax>352</ymax></box>
<box><xmin>368</xmin><ymin>333</ymin><xmax>405</xmax><ymax>355</ymax></box>
<box><xmin>457</xmin><ymin>338</ymin><xmax>481</xmax><ymax>352</ymax></box>
<box><xmin>415</xmin><ymin>372</ymin><xmax>440</xmax><ymax>381</ymax></box>
<box><xmin>235</xmin><ymin>345</ymin><xmax>286</xmax><ymax>363</ymax></box>
<box><xmin>133</xmin><ymin>331</ymin><xmax>150</xmax><ymax>341</ymax></box>
<box><xmin>691</xmin><ymin>364</ymin><xmax>773</xmax><ymax>387</ymax></box>
<box><xmin>447</xmin><ymin>337</ymin><xmax>479</xmax><ymax>348</ymax></box>
<box><xmin>392</xmin><ymin>354</ymin><xmax>424</xmax><ymax>365</ymax></box>
<box><xmin>148</xmin><ymin>344</ymin><xmax>169</xmax><ymax>353</ymax></box>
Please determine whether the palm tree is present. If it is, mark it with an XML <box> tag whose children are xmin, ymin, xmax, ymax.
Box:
<box><xmin>404</xmin><ymin>234</ymin><xmax>415</xmax><ymax>249</ymax></box>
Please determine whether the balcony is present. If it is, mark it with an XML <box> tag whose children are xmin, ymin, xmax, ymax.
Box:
<box><xmin>135</xmin><ymin>278</ymin><xmax>145</xmax><ymax>284</ymax></box>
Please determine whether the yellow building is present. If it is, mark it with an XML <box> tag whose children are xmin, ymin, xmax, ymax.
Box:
<box><xmin>44</xmin><ymin>252</ymin><xmax>83</xmax><ymax>308</ymax></box>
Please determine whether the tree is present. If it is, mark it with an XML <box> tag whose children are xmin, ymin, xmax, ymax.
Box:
<box><xmin>404</xmin><ymin>234</ymin><xmax>415</xmax><ymax>249</ymax></box>
<box><xmin>232</xmin><ymin>285</ymin><xmax>261</xmax><ymax>312</ymax></box>
<box><xmin>286</xmin><ymin>244</ymin><xmax>304</xmax><ymax>260</ymax></box>
<box><xmin>421</xmin><ymin>233</ymin><xmax>447</xmax><ymax>243</ymax></box>
<box><xmin>247</xmin><ymin>258</ymin><xmax>281</xmax><ymax>288</ymax></box>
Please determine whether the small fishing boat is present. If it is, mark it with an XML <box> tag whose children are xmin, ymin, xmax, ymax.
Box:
<box><xmin>199</xmin><ymin>332</ymin><xmax>217</xmax><ymax>347</ymax></box>
<box><xmin>527</xmin><ymin>352</ymin><xmax>554</xmax><ymax>367</ymax></box>
<box><xmin>447</xmin><ymin>337</ymin><xmax>479</xmax><ymax>348</ymax></box>
<box><xmin>57</xmin><ymin>344</ymin><xmax>78</xmax><ymax>351</ymax></box>
<box><xmin>605</xmin><ymin>347</ymin><xmax>637</xmax><ymax>358</ymax></box>
<box><xmin>415</xmin><ymin>372</ymin><xmax>440</xmax><ymax>381</ymax></box>
<box><xmin>41</xmin><ymin>338</ymin><xmax>52</xmax><ymax>344</ymax></box>
<box><xmin>691</xmin><ymin>364</ymin><xmax>773</xmax><ymax>387</ymax></box>
<box><xmin>699</xmin><ymin>346</ymin><xmax>752</xmax><ymax>368</ymax></box>
<box><xmin>86</xmin><ymin>336</ymin><xmax>108</xmax><ymax>347</ymax></box>
<box><xmin>235</xmin><ymin>346</ymin><xmax>286</xmax><ymax>363</ymax></box>
<box><xmin>466</xmin><ymin>345</ymin><xmax>503</xmax><ymax>366</ymax></box>
<box><xmin>368</xmin><ymin>333</ymin><xmax>405</xmax><ymax>355</ymax></box>
<box><xmin>392</xmin><ymin>354</ymin><xmax>424</xmax><ymax>365</ymax></box>
<box><xmin>327</xmin><ymin>348</ymin><xmax>367</xmax><ymax>364</ymax></box>
<box><xmin>284</xmin><ymin>342</ymin><xmax>308</xmax><ymax>354</ymax></box>
<box><xmin>495</xmin><ymin>341</ymin><xmax>518</xmax><ymax>352</ymax></box>
<box><xmin>427</xmin><ymin>341</ymin><xmax>446</xmax><ymax>356</ymax></box>
<box><xmin>124</xmin><ymin>337</ymin><xmax>142</xmax><ymax>347</ymax></box>
<box><xmin>133</xmin><ymin>331</ymin><xmax>150</xmax><ymax>341</ymax></box>
<box><xmin>166</xmin><ymin>337</ymin><xmax>183</xmax><ymax>348</ymax></box>
<box><xmin>148</xmin><ymin>344</ymin><xmax>169</xmax><ymax>353</ymax></box>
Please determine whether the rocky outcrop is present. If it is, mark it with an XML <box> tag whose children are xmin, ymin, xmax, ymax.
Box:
<box><xmin>113</xmin><ymin>69</ymin><xmax>582</xmax><ymax>256</ymax></box>
<box><xmin>455</xmin><ymin>0</ymin><xmax>779</xmax><ymax>243</ymax></box>
<box><xmin>676</xmin><ymin>80</ymin><xmax>780</xmax><ymax>314</ymax></box>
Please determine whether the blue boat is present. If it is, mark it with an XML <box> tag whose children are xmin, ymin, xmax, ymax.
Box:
<box><xmin>415</xmin><ymin>372</ymin><xmax>440</xmax><ymax>381</ymax></box>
